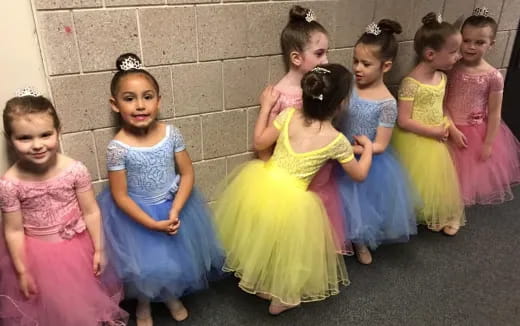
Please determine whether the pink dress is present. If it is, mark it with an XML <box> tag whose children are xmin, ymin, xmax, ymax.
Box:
<box><xmin>445</xmin><ymin>66</ymin><xmax>520</xmax><ymax>205</ymax></box>
<box><xmin>0</xmin><ymin>161</ymin><xmax>127</xmax><ymax>326</ymax></box>
<box><xmin>268</xmin><ymin>87</ymin><xmax>353</xmax><ymax>255</ymax></box>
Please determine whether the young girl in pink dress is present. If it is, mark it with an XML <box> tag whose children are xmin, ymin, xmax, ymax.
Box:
<box><xmin>445</xmin><ymin>7</ymin><xmax>520</xmax><ymax>205</ymax></box>
<box><xmin>0</xmin><ymin>91</ymin><xmax>127</xmax><ymax>325</ymax></box>
<box><xmin>256</xmin><ymin>5</ymin><xmax>351</xmax><ymax>255</ymax></box>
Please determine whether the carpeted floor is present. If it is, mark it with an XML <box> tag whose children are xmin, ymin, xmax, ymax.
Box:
<box><xmin>123</xmin><ymin>187</ymin><xmax>520</xmax><ymax>326</ymax></box>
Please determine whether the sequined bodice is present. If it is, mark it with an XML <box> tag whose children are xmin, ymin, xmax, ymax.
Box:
<box><xmin>398</xmin><ymin>74</ymin><xmax>446</xmax><ymax>125</ymax></box>
<box><xmin>106</xmin><ymin>125</ymin><xmax>185</xmax><ymax>204</ymax></box>
<box><xmin>268</xmin><ymin>87</ymin><xmax>303</xmax><ymax>124</ymax></box>
<box><xmin>0</xmin><ymin>161</ymin><xmax>90</xmax><ymax>238</ymax></box>
<box><xmin>338</xmin><ymin>88</ymin><xmax>397</xmax><ymax>141</ymax></box>
<box><xmin>270</xmin><ymin>108</ymin><xmax>354</xmax><ymax>186</ymax></box>
<box><xmin>445</xmin><ymin>66</ymin><xmax>503</xmax><ymax>126</ymax></box>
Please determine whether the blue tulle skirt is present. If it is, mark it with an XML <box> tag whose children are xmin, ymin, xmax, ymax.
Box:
<box><xmin>98</xmin><ymin>189</ymin><xmax>225</xmax><ymax>301</ymax></box>
<box><xmin>336</xmin><ymin>149</ymin><xmax>418</xmax><ymax>249</ymax></box>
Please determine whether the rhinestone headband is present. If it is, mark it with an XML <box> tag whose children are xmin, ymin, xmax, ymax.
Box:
<box><xmin>365</xmin><ymin>22</ymin><xmax>381</xmax><ymax>36</ymax></box>
<box><xmin>120</xmin><ymin>56</ymin><xmax>142</xmax><ymax>71</ymax></box>
<box><xmin>472</xmin><ymin>7</ymin><xmax>490</xmax><ymax>17</ymax></box>
<box><xmin>312</xmin><ymin>67</ymin><xmax>331</xmax><ymax>74</ymax></box>
<box><xmin>15</xmin><ymin>87</ymin><xmax>40</xmax><ymax>97</ymax></box>
<box><xmin>305</xmin><ymin>9</ymin><xmax>316</xmax><ymax>23</ymax></box>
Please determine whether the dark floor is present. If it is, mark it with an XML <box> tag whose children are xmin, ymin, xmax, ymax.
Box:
<box><xmin>123</xmin><ymin>187</ymin><xmax>520</xmax><ymax>326</ymax></box>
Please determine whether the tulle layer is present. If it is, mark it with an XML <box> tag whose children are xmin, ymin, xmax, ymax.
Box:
<box><xmin>98</xmin><ymin>189</ymin><xmax>225</xmax><ymax>301</ymax></box>
<box><xmin>449</xmin><ymin>121</ymin><xmax>520</xmax><ymax>206</ymax></box>
<box><xmin>214</xmin><ymin>160</ymin><xmax>349</xmax><ymax>305</ymax></box>
<box><xmin>392</xmin><ymin>128</ymin><xmax>465</xmax><ymax>230</ymax></box>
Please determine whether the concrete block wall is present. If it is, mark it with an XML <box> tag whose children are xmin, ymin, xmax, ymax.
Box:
<box><xmin>31</xmin><ymin>0</ymin><xmax>519</xmax><ymax>200</ymax></box>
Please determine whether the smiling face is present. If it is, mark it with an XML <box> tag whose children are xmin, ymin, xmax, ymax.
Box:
<box><xmin>9</xmin><ymin>112</ymin><xmax>60</xmax><ymax>168</ymax></box>
<box><xmin>352</xmin><ymin>43</ymin><xmax>389</xmax><ymax>87</ymax></box>
<box><xmin>296</xmin><ymin>31</ymin><xmax>329</xmax><ymax>73</ymax></box>
<box><xmin>110</xmin><ymin>73</ymin><xmax>161</xmax><ymax>130</ymax></box>
<box><xmin>460</xmin><ymin>25</ymin><xmax>494</xmax><ymax>64</ymax></box>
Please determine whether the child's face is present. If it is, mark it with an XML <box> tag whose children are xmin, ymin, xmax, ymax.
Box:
<box><xmin>461</xmin><ymin>25</ymin><xmax>494</xmax><ymax>64</ymax></box>
<box><xmin>111</xmin><ymin>74</ymin><xmax>161</xmax><ymax>130</ymax></box>
<box><xmin>352</xmin><ymin>44</ymin><xmax>388</xmax><ymax>87</ymax></box>
<box><xmin>298</xmin><ymin>31</ymin><xmax>329</xmax><ymax>73</ymax></box>
<box><xmin>431</xmin><ymin>33</ymin><xmax>462</xmax><ymax>70</ymax></box>
<box><xmin>9</xmin><ymin>112</ymin><xmax>59</xmax><ymax>167</ymax></box>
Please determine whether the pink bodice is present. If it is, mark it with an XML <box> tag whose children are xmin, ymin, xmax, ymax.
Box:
<box><xmin>0</xmin><ymin>161</ymin><xmax>91</xmax><ymax>240</ymax></box>
<box><xmin>445</xmin><ymin>66</ymin><xmax>504</xmax><ymax>126</ymax></box>
<box><xmin>268</xmin><ymin>86</ymin><xmax>303</xmax><ymax>124</ymax></box>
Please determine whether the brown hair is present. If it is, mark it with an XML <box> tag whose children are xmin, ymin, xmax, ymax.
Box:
<box><xmin>414</xmin><ymin>12</ymin><xmax>459</xmax><ymax>59</ymax></box>
<box><xmin>110</xmin><ymin>53</ymin><xmax>160</xmax><ymax>97</ymax></box>
<box><xmin>3</xmin><ymin>95</ymin><xmax>61</xmax><ymax>138</ymax></box>
<box><xmin>461</xmin><ymin>12</ymin><xmax>498</xmax><ymax>39</ymax></box>
<box><xmin>280</xmin><ymin>5</ymin><xmax>329</xmax><ymax>69</ymax></box>
<box><xmin>356</xmin><ymin>19</ymin><xmax>402</xmax><ymax>61</ymax></box>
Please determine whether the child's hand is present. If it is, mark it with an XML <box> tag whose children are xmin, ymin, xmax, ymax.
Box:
<box><xmin>432</xmin><ymin>125</ymin><xmax>449</xmax><ymax>142</ymax></box>
<box><xmin>93</xmin><ymin>249</ymin><xmax>106</xmax><ymax>276</ymax></box>
<box><xmin>449</xmin><ymin>128</ymin><xmax>468</xmax><ymax>149</ymax></box>
<box><xmin>167</xmin><ymin>210</ymin><xmax>181</xmax><ymax>235</ymax></box>
<box><xmin>154</xmin><ymin>220</ymin><xmax>177</xmax><ymax>233</ymax></box>
<box><xmin>480</xmin><ymin>144</ymin><xmax>492</xmax><ymax>161</ymax></box>
<box><xmin>18</xmin><ymin>272</ymin><xmax>38</xmax><ymax>298</ymax></box>
<box><xmin>352</xmin><ymin>144</ymin><xmax>364</xmax><ymax>155</ymax></box>
<box><xmin>259</xmin><ymin>85</ymin><xmax>280</xmax><ymax>112</ymax></box>
<box><xmin>353</xmin><ymin>135</ymin><xmax>373</xmax><ymax>149</ymax></box>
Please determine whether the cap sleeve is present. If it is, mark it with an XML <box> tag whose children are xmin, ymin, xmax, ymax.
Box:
<box><xmin>489</xmin><ymin>70</ymin><xmax>504</xmax><ymax>93</ymax></box>
<box><xmin>378</xmin><ymin>98</ymin><xmax>397</xmax><ymax>128</ymax></box>
<box><xmin>0</xmin><ymin>179</ymin><xmax>21</xmax><ymax>213</ymax></box>
<box><xmin>71</xmin><ymin>161</ymin><xmax>93</xmax><ymax>193</ymax></box>
<box><xmin>332</xmin><ymin>134</ymin><xmax>354</xmax><ymax>164</ymax></box>
<box><xmin>273</xmin><ymin>107</ymin><xmax>293</xmax><ymax>130</ymax></box>
<box><xmin>398</xmin><ymin>77</ymin><xmax>419</xmax><ymax>101</ymax></box>
<box><xmin>170</xmin><ymin>126</ymin><xmax>186</xmax><ymax>153</ymax></box>
<box><xmin>106</xmin><ymin>141</ymin><xmax>128</xmax><ymax>171</ymax></box>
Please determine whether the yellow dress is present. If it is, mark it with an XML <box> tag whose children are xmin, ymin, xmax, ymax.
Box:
<box><xmin>214</xmin><ymin>108</ymin><xmax>352</xmax><ymax>305</ymax></box>
<box><xmin>392</xmin><ymin>74</ymin><xmax>465</xmax><ymax>230</ymax></box>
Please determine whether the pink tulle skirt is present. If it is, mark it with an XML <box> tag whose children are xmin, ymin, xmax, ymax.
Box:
<box><xmin>0</xmin><ymin>232</ymin><xmax>127</xmax><ymax>326</ymax></box>
<box><xmin>309</xmin><ymin>161</ymin><xmax>353</xmax><ymax>255</ymax></box>
<box><xmin>449</xmin><ymin>121</ymin><xmax>520</xmax><ymax>206</ymax></box>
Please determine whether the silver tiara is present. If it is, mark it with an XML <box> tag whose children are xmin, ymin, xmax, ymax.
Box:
<box><xmin>15</xmin><ymin>87</ymin><xmax>40</xmax><ymax>97</ymax></box>
<box><xmin>472</xmin><ymin>7</ymin><xmax>489</xmax><ymax>17</ymax></box>
<box><xmin>312</xmin><ymin>67</ymin><xmax>331</xmax><ymax>74</ymax></box>
<box><xmin>436</xmin><ymin>13</ymin><xmax>443</xmax><ymax>24</ymax></box>
<box><xmin>305</xmin><ymin>9</ymin><xmax>316</xmax><ymax>23</ymax></box>
<box><xmin>365</xmin><ymin>22</ymin><xmax>381</xmax><ymax>36</ymax></box>
<box><xmin>120</xmin><ymin>56</ymin><xmax>142</xmax><ymax>71</ymax></box>
<box><xmin>312</xmin><ymin>94</ymin><xmax>324</xmax><ymax>101</ymax></box>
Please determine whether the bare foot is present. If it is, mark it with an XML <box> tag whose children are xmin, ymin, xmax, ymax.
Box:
<box><xmin>443</xmin><ymin>225</ymin><xmax>459</xmax><ymax>236</ymax></box>
<box><xmin>136</xmin><ymin>316</ymin><xmax>153</xmax><ymax>326</ymax></box>
<box><xmin>268</xmin><ymin>301</ymin><xmax>299</xmax><ymax>315</ymax></box>
<box><xmin>256</xmin><ymin>292</ymin><xmax>272</xmax><ymax>300</ymax></box>
<box><xmin>136</xmin><ymin>300</ymin><xmax>153</xmax><ymax>326</ymax></box>
<box><xmin>166</xmin><ymin>299</ymin><xmax>189</xmax><ymax>322</ymax></box>
<box><xmin>355</xmin><ymin>244</ymin><xmax>372</xmax><ymax>265</ymax></box>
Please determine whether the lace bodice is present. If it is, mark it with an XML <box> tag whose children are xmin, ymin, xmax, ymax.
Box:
<box><xmin>270</xmin><ymin>108</ymin><xmax>354</xmax><ymax>186</ymax></box>
<box><xmin>398</xmin><ymin>74</ymin><xmax>447</xmax><ymax>125</ymax></box>
<box><xmin>445</xmin><ymin>66</ymin><xmax>503</xmax><ymax>126</ymax></box>
<box><xmin>338</xmin><ymin>88</ymin><xmax>397</xmax><ymax>141</ymax></box>
<box><xmin>0</xmin><ymin>161</ymin><xmax>90</xmax><ymax>238</ymax></box>
<box><xmin>268</xmin><ymin>87</ymin><xmax>303</xmax><ymax>124</ymax></box>
<box><xmin>106</xmin><ymin>124</ymin><xmax>185</xmax><ymax>204</ymax></box>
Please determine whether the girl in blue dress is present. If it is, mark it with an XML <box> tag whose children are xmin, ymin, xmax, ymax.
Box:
<box><xmin>335</xmin><ymin>20</ymin><xmax>417</xmax><ymax>264</ymax></box>
<box><xmin>97</xmin><ymin>53</ymin><xmax>224</xmax><ymax>325</ymax></box>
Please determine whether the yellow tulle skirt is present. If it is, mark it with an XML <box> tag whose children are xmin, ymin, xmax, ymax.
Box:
<box><xmin>213</xmin><ymin>160</ymin><xmax>349</xmax><ymax>305</ymax></box>
<box><xmin>392</xmin><ymin>128</ymin><xmax>465</xmax><ymax>231</ymax></box>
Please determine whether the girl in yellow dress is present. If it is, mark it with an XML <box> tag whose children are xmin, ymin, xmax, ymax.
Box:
<box><xmin>392</xmin><ymin>12</ymin><xmax>465</xmax><ymax>235</ymax></box>
<box><xmin>214</xmin><ymin>64</ymin><xmax>373</xmax><ymax>315</ymax></box>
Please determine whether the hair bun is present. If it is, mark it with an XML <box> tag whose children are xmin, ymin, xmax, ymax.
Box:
<box><xmin>116</xmin><ymin>53</ymin><xmax>142</xmax><ymax>71</ymax></box>
<box><xmin>302</xmin><ymin>73</ymin><xmax>325</xmax><ymax>99</ymax></box>
<box><xmin>289</xmin><ymin>5</ymin><xmax>310</xmax><ymax>24</ymax></box>
<box><xmin>378</xmin><ymin>19</ymin><xmax>402</xmax><ymax>35</ymax></box>
<box><xmin>422</xmin><ymin>12</ymin><xmax>440</xmax><ymax>26</ymax></box>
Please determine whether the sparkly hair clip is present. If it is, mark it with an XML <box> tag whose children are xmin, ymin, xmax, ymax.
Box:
<box><xmin>472</xmin><ymin>7</ymin><xmax>490</xmax><ymax>17</ymax></box>
<box><xmin>312</xmin><ymin>67</ymin><xmax>331</xmax><ymax>74</ymax></box>
<box><xmin>312</xmin><ymin>94</ymin><xmax>324</xmax><ymax>101</ymax></box>
<box><xmin>305</xmin><ymin>9</ymin><xmax>316</xmax><ymax>23</ymax></box>
<box><xmin>15</xmin><ymin>87</ymin><xmax>40</xmax><ymax>97</ymax></box>
<box><xmin>120</xmin><ymin>56</ymin><xmax>142</xmax><ymax>71</ymax></box>
<box><xmin>436</xmin><ymin>13</ymin><xmax>443</xmax><ymax>24</ymax></box>
<box><xmin>365</xmin><ymin>22</ymin><xmax>381</xmax><ymax>36</ymax></box>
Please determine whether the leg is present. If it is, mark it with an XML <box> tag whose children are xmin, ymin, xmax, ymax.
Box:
<box><xmin>354</xmin><ymin>243</ymin><xmax>373</xmax><ymax>265</ymax></box>
<box><xmin>268</xmin><ymin>298</ymin><xmax>300</xmax><ymax>315</ymax></box>
<box><xmin>166</xmin><ymin>298</ymin><xmax>189</xmax><ymax>322</ymax></box>
<box><xmin>136</xmin><ymin>299</ymin><xmax>153</xmax><ymax>326</ymax></box>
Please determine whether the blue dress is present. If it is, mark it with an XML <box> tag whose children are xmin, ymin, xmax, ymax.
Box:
<box><xmin>335</xmin><ymin>88</ymin><xmax>417</xmax><ymax>249</ymax></box>
<box><xmin>97</xmin><ymin>125</ymin><xmax>225</xmax><ymax>301</ymax></box>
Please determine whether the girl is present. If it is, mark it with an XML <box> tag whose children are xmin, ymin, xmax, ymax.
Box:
<box><xmin>0</xmin><ymin>91</ymin><xmax>127</xmax><ymax>325</ymax></box>
<box><xmin>392</xmin><ymin>13</ymin><xmax>465</xmax><ymax>235</ymax></box>
<box><xmin>97</xmin><ymin>54</ymin><xmax>224</xmax><ymax>325</ymax></box>
<box><xmin>258</xmin><ymin>4</ymin><xmax>351</xmax><ymax>255</ymax></box>
<box><xmin>335</xmin><ymin>20</ymin><xmax>417</xmax><ymax>265</ymax></box>
<box><xmin>445</xmin><ymin>7</ymin><xmax>520</xmax><ymax>205</ymax></box>
<box><xmin>215</xmin><ymin>64</ymin><xmax>373</xmax><ymax>315</ymax></box>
